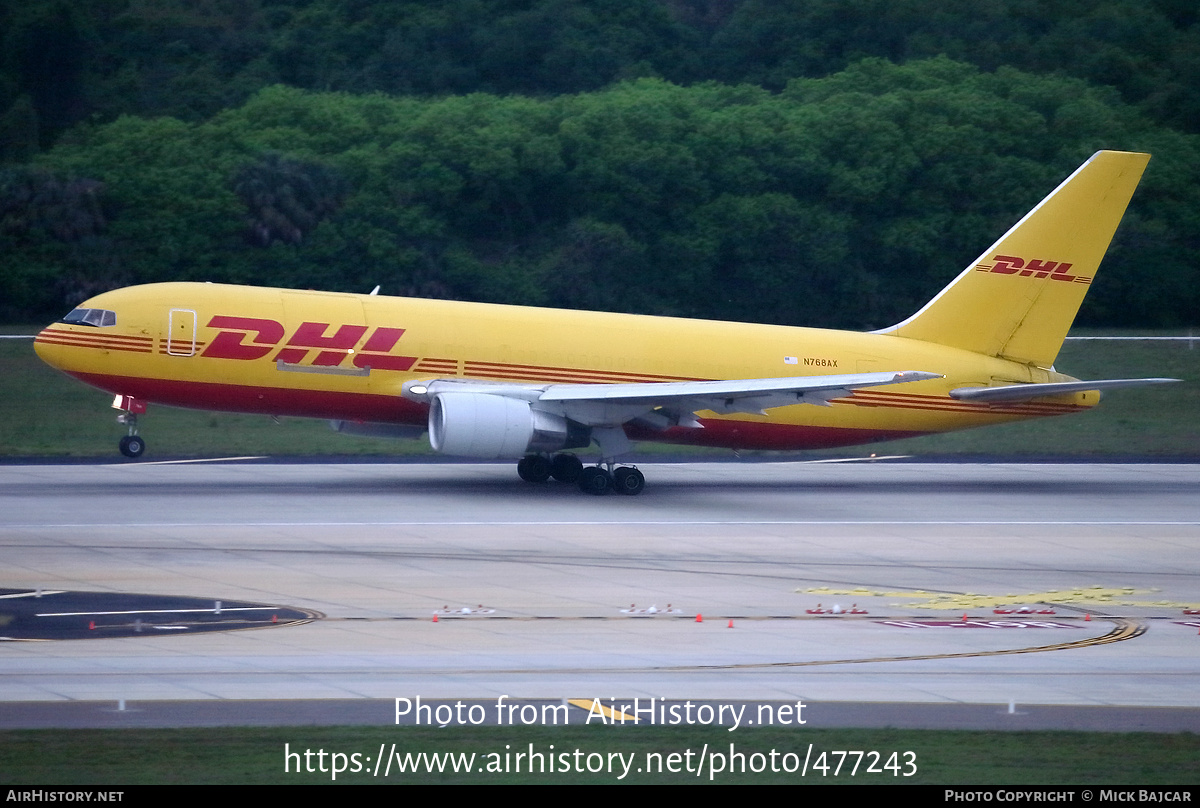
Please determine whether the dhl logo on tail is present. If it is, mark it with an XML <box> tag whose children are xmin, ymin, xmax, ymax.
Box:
<box><xmin>975</xmin><ymin>255</ymin><xmax>1087</xmax><ymax>284</ymax></box>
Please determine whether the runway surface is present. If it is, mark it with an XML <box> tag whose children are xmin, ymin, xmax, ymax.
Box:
<box><xmin>1</xmin><ymin>461</ymin><xmax>1198</xmax><ymax>729</ymax></box>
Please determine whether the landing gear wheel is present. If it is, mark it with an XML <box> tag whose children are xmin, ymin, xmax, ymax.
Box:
<box><xmin>550</xmin><ymin>453</ymin><xmax>583</xmax><ymax>483</ymax></box>
<box><xmin>517</xmin><ymin>455</ymin><xmax>552</xmax><ymax>483</ymax></box>
<box><xmin>613</xmin><ymin>466</ymin><xmax>645</xmax><ymax>496</ymax></box>
<box><xmin>119</xmin><ymin>435</ymin><xmax>145</xmax><ymax>458</ymax></box>
<box><xmin>578</xmin><ymin>466</ymin><xmax>612</xmax><ymax>495</ymax></box>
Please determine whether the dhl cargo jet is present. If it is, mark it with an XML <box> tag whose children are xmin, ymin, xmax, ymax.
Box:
<box><xmin>34</xmin><ymin>150</ymin><xmax>1178</xmax><ymax>495</ymax></box>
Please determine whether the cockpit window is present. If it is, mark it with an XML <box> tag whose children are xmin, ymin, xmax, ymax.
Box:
<box><xmin>61</xmin><ymin>308</ymin><xmax>117</xmax><ymax>327</ymax></box>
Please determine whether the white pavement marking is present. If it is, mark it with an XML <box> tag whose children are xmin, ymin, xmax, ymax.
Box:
<box><xmin>36</xmin><ymin>607</ymin><xmax>280</xmax><ymax>617</ymax></box>
<box><xmin>106</xmin><ymin>456</ymin><xmax>267</xmax><ymax>466</ymax></box>
<box><xmin>6</xmin><ymin>520</ymin><xmax>1199</xmax><ymax>528</ymax></box>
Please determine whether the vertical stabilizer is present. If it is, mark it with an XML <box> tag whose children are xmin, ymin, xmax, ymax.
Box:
<box><xmin>877</xmin><ymin>151</ymin><xmax>1150</xmax><ymax>367</ymax></box>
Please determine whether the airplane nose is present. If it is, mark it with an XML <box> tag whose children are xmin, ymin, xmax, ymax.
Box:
<box><xmin>33</xmin><ymin>326</ymin><xmax>51</xmax><ymax>358</ymax></box>
<box><xmin>33</xmin><ymin>324</ymin><xmax>67</xmax><ymax>371</ymax></box>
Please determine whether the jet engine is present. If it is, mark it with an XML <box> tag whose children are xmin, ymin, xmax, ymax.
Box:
<box><xmin>428</xmin><ymin>392</ymin><xmax>589</xmax><ymax>458</ymax></box>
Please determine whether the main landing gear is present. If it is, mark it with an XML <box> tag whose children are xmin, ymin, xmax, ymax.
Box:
<box><xmin>517</xmin><ymin>453</ymin><xmax>582</xmax><ymax>483</ymax></box>
<box><xmin>517</xmin><ymin>454</ymin><xmax>645</xmax><ymax>496</ymax></box>
<box><xmin>579</xmin><ymin>464</ymin><xmax>645</xmax><ymax>496</ymax></box>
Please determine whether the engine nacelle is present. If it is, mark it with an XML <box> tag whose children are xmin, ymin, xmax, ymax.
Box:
<box><xmin>428</xmin><ymin>393</ymin><xmax>589</xmax><ymax>458</ymax></box>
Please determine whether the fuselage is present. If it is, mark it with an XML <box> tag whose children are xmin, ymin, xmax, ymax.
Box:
<box><xmin>33</xmin><ymin>281</ymin><xmax>1094</xmax><ymax>452</ymax></box>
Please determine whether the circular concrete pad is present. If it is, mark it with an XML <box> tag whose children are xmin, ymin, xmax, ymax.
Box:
<box><xmin>0</xmin><ymin>588</ymin><xmax>318</xmax><ymax>640</ymax></box>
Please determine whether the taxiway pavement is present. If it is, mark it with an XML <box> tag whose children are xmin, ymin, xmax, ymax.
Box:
<box><xmin>1</xmin><ymin>461</ymin><xmax>1197</xmax><ymax>728</ymax></box>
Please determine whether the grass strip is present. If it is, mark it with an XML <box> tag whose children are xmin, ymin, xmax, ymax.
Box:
<box><xmin>2</xmin><ymin>725</ymin><xmax>1198</xmax><ymax>785</ymax></box>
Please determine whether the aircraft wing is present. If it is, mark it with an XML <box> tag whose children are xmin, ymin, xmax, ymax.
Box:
<box><xmin>402</xmin><ymin>370</ymin><xmax>941</xmax><ymax>428</ymax></box>
<box><xmin>949</xmin><ymin>377</ymin><xmax>1180</xmax><ymax>404</ymax></box>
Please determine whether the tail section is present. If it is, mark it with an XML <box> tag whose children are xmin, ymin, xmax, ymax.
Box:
<box><xmin>878</xmin><ymin>151</ymin><xmax>1150</xmax><ymax>367</ymax></box>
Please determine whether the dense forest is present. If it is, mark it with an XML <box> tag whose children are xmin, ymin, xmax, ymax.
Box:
<box><xmin>2</xmin><ymin>0</ymin><xmax>1198</xmax><ymax>328</ymax></box>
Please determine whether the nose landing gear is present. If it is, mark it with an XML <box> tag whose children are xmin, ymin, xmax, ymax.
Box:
<box><xmin>118</xmin><ymin>433</ymin><xmax>145</xmax><ymax>458</ymax></box>
<box><xmin>113</xmin><ymin>394</ymin><xmax>147</xmax><ymax>458</ymax></box>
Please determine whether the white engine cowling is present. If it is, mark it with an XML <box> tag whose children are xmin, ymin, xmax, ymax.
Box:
<box><xmin>428</xmin><ymin>393</ymin><xmax>588</xmax><ymax>458</ymax></box>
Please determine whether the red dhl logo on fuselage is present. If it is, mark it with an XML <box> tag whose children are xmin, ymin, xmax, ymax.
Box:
<box><xmin>974</xmin><ymin>255</ymin><xmax>1089</xmax><ymax>284</ymax></box>
<box><xmin>200</xmin><ymin>316</ymin><xmax>415</xmax><ymax>371</ymax></box>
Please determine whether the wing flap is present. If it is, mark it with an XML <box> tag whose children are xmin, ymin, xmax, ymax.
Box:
<box><xmin>402</xmin><ymin>371</ymin><xmax>941</xmax><ymax>429</ymax></box>
<box><xmin>538</xmin><ymin>371</ymin><xmax>939</xmax><ymax>403</ymax></box>
<box><xmin>949</xmin><ymin>377</ymin><xmax>1180</xmax><ymax>403</ymax></box>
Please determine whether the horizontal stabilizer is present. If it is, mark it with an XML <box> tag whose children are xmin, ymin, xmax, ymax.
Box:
<box><xmin>949</xmin><ymin>378</ymin><xmax>1180</xmax><ymax>403</ymax></box>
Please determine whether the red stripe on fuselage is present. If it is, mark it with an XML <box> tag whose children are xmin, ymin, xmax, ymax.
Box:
<box><xmin>36</xmin><ymin>327</ymin><xmax>153</xmax><ymax>346</ymax></box>
<box><xmin>66</xmin><ymin>371</ymin><xmax>428</xmax><ymax>424</ymax></box>
<box><xmin>34</xmin><ymin>334</ymin><xmax>154</xmax><ymax>354</ymax></box>
<box><xmin>62</xmin><ymin>371</ymin><xmax>929</xmax><ymax>450</ymax></box>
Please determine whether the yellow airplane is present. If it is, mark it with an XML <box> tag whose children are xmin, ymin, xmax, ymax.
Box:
<box><xmin>34</xmin><ymin>150</ymin><xmax>1177</xmax><ymax>495</ymax></box>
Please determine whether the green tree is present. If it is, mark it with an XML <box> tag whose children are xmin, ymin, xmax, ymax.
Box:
<box><xmin>233</xmin><ymin>151</ymin><xmax>346</xmax><ymax>246</ymax></box>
